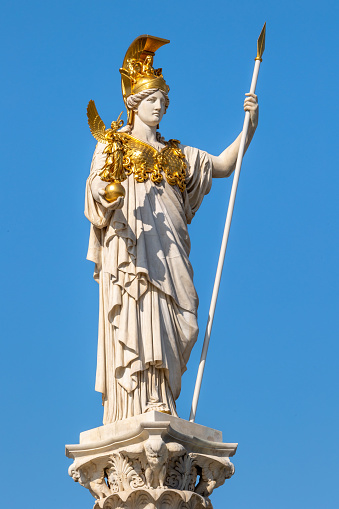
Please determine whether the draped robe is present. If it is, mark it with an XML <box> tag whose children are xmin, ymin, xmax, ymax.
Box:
<box><xmin>85</xmin><ymin>140</ymin><xmax>212</xmax><ymax>423</ymax></box>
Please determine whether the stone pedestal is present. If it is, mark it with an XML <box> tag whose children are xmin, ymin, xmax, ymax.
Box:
<box><xmin>66</xmin><ymin>411</ymin><xmax>237</xmax><ymax>508</ymax></box>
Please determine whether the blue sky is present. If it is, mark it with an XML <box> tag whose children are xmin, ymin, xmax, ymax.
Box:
<box><xmin>1</xmin><ymin>0</ymin><xmax>338</xmax><ymax>507</ymax></box>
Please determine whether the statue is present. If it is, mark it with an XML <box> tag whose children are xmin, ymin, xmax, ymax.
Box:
<box><xmin>68</xmin><ymin>29</ymin><xmax>266</xmax><ymax>507</ymax></box>
<box><xmin>84</xmin><ymin>35</ymin><xmax>258</xmax><ymax>425</ymax></box>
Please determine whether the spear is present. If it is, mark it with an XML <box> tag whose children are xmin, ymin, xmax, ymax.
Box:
<box><xmin>189</xmin><ymin>23</ymin><xmax>266</xmax><ymax>423</ymax></box>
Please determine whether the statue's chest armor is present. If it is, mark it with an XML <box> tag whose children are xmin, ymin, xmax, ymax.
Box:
<box><xmin>122</xmin><ymin>135</ymin><xmax>187</xmax><ymax>192</ymax></box>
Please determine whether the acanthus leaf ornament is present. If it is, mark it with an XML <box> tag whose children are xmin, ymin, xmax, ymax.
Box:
<box><xmin>166</xmin><ymin>453</ymin><xmax>198</xmax><ymax>491</ymax></box>
<box><xmin>107</xmin><ymin>453</ymin><xmax>145</xmax><ymax>493</ymax></box>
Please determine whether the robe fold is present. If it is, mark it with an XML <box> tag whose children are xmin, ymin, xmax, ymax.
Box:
<box><xmin>85</xmin><ymin>141</ymin><xmax>212</xmax><ymax>423</ymax></box>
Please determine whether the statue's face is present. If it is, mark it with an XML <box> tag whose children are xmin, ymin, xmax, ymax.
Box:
<box><xmin>136</xmin><ymin>90</ymin><xmax>166</xmax><ymax>127</ymax></box>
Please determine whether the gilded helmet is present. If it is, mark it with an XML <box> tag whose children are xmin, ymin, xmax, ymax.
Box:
<box><xmin>120</xmin><ymin>35</ymin><xmax>170</xmax><ymax>125</ymax></box>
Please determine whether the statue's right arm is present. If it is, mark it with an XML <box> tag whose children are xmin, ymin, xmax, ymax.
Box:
<box><xmin>89</xmin><ymin>144</ymin><xmax>124</xmax><ymax>210</ymax></box>
<box><xmin>90</xmin><ymin>176</ymin><xmax>124</xmax><ymax>210</ymax></box>
<box><xmin>91</xmin><ymin>175</ymin><xmax>107</xmax><ymax>203</ymax></box>
<box><xmin>85</xmin><ymin>145</ymin><xmax>123</xmax><ymax>229</ymax></box>
<box><xmin>94</xmin><ymin>185</ymin><xmax>124</xmax><ymax>210</ymax></box>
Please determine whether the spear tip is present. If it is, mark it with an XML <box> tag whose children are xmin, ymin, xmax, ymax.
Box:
<box><xmin>255</xmin><ymin>22</ymin><xmax>266</xmax><ymax>61</ymax></box>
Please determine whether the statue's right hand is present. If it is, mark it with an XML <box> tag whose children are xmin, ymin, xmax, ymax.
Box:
<box><xmin>98</xmin><ymin>189</ymin><xmax>124</xmax><ymax>210</ymax></box>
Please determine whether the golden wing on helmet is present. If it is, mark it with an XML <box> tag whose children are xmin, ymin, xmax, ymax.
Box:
<box><xmin>87</xmin><ymin>99</ymin><xmax>107</xmax><ymax>144</ymax></box>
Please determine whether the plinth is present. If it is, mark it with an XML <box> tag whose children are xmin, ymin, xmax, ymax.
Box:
<box><xmin>66</xmin><ymin>411</ymin><xmax>237</xmax><ymax>508</ymax></box>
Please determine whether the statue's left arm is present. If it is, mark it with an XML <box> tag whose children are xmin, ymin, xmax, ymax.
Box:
<box><xmin>211</xmin><ymin>93</ymin><xmax>258</xmax><ymax>178</ymax></box>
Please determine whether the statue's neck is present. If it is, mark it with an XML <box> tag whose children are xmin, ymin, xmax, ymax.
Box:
<box><xmin>131</xmin><ymin>115</ymin><xmax>159</xmax><ymax>146</ymax></box>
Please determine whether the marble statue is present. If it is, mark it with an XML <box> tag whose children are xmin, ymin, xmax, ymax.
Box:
<box><xmin>84</xmin><ymin>35</ymin><xmax>258</xmax><ymax>425</ymax></box>
<box><xmin>67</xmin><ymin>29</ymin><xmax>266</xmax><ymax>508</ymax></box>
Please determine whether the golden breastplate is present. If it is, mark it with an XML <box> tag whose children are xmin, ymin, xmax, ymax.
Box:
<box><xmin>121</xmin><ymin>134</ymin><xmax>187</xmax><ymax>192</ymax></box>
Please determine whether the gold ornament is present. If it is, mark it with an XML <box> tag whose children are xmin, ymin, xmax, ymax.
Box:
<box><xmin>255</xmin><ymin>22</ymin><xmax>266</xmax><ymax>62</ymax></box>
<box><xmin>120</xmin><ymin>35</ymin><xmax>170</xmax><ymax>125</ymax></box>
<box><xmin>87</xmin><ymin>100</ymin><xmax>127</xmax><ymax>202</ymax></box>
<box><xmin>121</xmin><ymin>134</ymin><xmax>186</xmax><ymax>192</ymax></box>
<box><xmin>104</xmin><ymin>182</ymin><xmax>126</xmax><ymax>203</ymax></box>
<box><xmin>87</xmin><ymin>35</ymin><xmax>186</xmax><ymax>197</ymax></box>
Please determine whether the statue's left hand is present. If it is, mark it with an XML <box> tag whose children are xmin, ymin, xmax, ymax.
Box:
<box><xmin>244</xmin><ymin>93</ymin><xmax>258</xmax><ymax>129</ymax></box>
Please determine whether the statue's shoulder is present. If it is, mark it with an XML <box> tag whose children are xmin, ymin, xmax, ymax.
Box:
<box><xmin>164</xmin><ymin>140</ymin><xmax>186</xmax><ymax>161</ymax></box>
<box><xmin>167</xmin><ymin>139</ymin><xmax>181</xmax><ymax>148</ymax></box>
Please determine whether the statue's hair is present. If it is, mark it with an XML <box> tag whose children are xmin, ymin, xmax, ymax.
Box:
<box><xmin>126</xmin><ymin>88</ymin><xmax>170</xmax><ymax>112</ymax></box>
<box><xmin>119</xmin><ymin>88</ymin><xmax>169</xmax><ymax>143</ymax></box>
